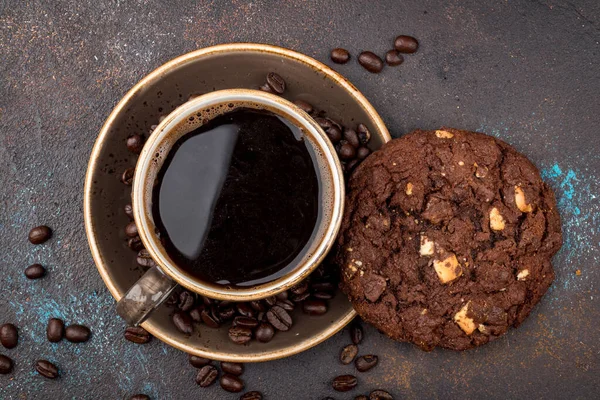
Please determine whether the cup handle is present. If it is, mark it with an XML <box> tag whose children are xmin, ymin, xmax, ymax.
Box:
<box><xmin>116</xmin><ymin>266</ymin><xmax>178</xmax><ymax>326</ymax></box>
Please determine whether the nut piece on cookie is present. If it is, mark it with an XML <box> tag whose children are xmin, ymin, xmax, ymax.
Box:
<box><xmin>517</xmin><ymin>269</ymin><xmax>530</xmax><ymax>281</ymax></box>
<box><xmin>435</xmin><ymin>130</ymin><xmax>454</xmax><ymax>139</ymax></box>
<box><xmin>454</xmin><ymin>301</ymin><xmax>476</xmax><ymax>335</ymax></box>
<box><xmin>406</xmin><ymin>182</ymin><xmax>414</xmax><ymax>195</ymax></box>
<box><xmin>515</xmin><ymin>186</ymin><xmax>534</xmax><ymax>213</ymax></box>
<box><xmin>433</xmin><ymin>252</ymin><xmax>462</xmax><ymax>284</ymax></box>
<box><xmin>420</xmin><ymin>235</ymin><xmax>435</xmax><ymax>256</ymax></box>
<box><xmin>473</xmin><ymin>162</ymin><xmax>488</xmax><ymax>178</ymax></box>
<box><xmin>489</xmin><ymin>207</ymin><xmax>506</xmax><ymax>231</ymax></box>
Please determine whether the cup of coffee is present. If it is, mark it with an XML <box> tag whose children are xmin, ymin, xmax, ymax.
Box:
<box><xmin>116</xmin><ymin>89</ymin><xmax>345</xmax><ymax>326</ymax></box>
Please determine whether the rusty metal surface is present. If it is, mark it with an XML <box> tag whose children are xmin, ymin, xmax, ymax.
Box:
<box><xmin>1</xmin><ymin>0</ymin><xmax>599</xmax><ymax>399</ymax></box>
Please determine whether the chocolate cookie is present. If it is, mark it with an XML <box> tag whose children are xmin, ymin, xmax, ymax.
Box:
<box><xmin>336</xmin><ymin>128</ymin><xmax>562</xmax><ymax>351</ymax></box>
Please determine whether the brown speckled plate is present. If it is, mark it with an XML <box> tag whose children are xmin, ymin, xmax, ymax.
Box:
<box><xmin>84</xmin><ymin>43</ymin><xmax>391</xmax><ymax>362</ymax></box>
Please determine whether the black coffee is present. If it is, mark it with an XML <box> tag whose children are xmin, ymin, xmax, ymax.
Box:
<box><xmin>152</xmin><ymin>108</ymin><xmax>321</xmax><ymax>287</ymax></box>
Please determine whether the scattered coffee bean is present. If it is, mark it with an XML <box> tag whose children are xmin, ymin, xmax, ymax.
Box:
<box><xmin>249</xmin><ymin>300</ymin><xmax>266</xmax><ymax>312</ymax></box>
<box><xmin>303</xmin><ymin>300</ymin><xmax>328</xmax><ymax>316</ymax></box>
<box><xmin>332</xmin><ymin>374</ymin><xmax>358</xmax><ymax>392</ymax></box>
<box><xmin>357</xmin><ymin>124</ymin><xmax>371</xmax><ymax>144</ymax></box>
<box><xmin>266</xmin><ymin>72</ymin><xmax>286</xmax><ymax>94</ymax></box>
<box><xmin>340</xmin><ymin>344</ymin><xmax>358</xmax><ymax>365</ymax></box>
<box><xmin>124</xmin><ymin>204</ymin><xmax>134</xmax><ymax>219</ymax></box>
<box><xmin>275</xmin><ymin>291</ymin><xmax>289</xmax><ymax>301</ymax></box>
<box><xmin>326</xmin><ymin>126</ymin><xmax>343</xmax><ymax>144</ymax></box>
<box><xmin>221</xmin><ymin>373</ymin><xmax>245</xmax><ymax>393</ymax></box>
<box><xmin>394</xmin><ymin>35</ymin><xmax>419</xmax><ymax>53</ymax></box>
<box><xmin>196</xmin><ymin>365</ymin><xmax>218</xmax><ymax>387</ymax></box>
<box><xmin>263</xmin><ymin>296</ymin><xmax>277</xmax><ymax>307</ymax></box>
<box><xmin>0</xmin><ymin>354</ymin><xmax>13</xmax><ymax>374</ymax></box>
<box><xmin>221</xmin><ymin>361</ymin><xmax>244</xmax><ymax>376</ymax></box>
<box><xmin>127</xmin><ymin>236</ymin><xmax>144</xmax><ymax>251</ymax></box>
<box><xmin>121</xmin><ymin>168</ymin><xmax>135</xmax><ymax>185</ymax></box>
<box><xmin>126</xmin><ymin>134</ymin><xmax>144</xmax><ymax>154</ymax></box>
<box><xmin>255</xmin><ymin>322</ymin><xmax>275</xmax><ymax>343</ymax></box>
<box><xmin>240</xmin><ymin>391</ymin><xmax>263</xmax><ymax>400</ymax></box>
<box><xmin>124</xmin><ymin>326</ymin><xmax>151</xmax><ymax>344</ymax></box>
<box><xmin>344</xmin><ymin>128</ymin><xmax>360</xmax><ymax>148</ymax></box>
<box><xmin>290</xmin><ymin>291</ymin><xmax>310</xmax><ymax>303</ymax></box>
<box><xmin>314</xmin><ymin>117</ymin><xmax>334</xmax><ymax>131</ymax></box>
<box><xmin>266</xmin><ymin>306</ymin><xmax>292</xmax><ymax>331</ymax></box>
<box><xmin>24</xmin><ymin>263</ymin><xmax>46</xmax><ymax>279</ymax></box>
<box><xmin>0</xmin><ymin>324</ymin><xmax>18</xmax><ymax>349</ymax></box>
<box><xmin>228</xmin><ymin>326</ymin><xmax>252</xmax><ymax>344</ymax></box>
<box><xmin>313</xmin><ymin>291</ymin><xmax>334</xmax><ymax>300</ymax></box>
<box><xmin>189</xmin><ymin>354</ymin><xmax>211</xmax><ymax>368</ymax></box>
<box><xmin>259</xmin><ymin>83</ymin><xmax>275</xmax><ymax>94</ymax></box>
<box><xmin>201</xmin><ymin>309</ymin><xmax>220</xmax><ymax>329</ymax></box>
<box><xmin>330</xmin><ymin>48</ymin><xmax>351</xmax><ymax>64</ymax></box>
<box><xmin>345</xmin><ymin>159</ymin><xmax>360</xmax><ymax>174</ymax></box>
<box><xmin>312</xmin><ymin>281</ymin><xmax>335</xmax><ymax>292</ymax></box>
<box><xmin>35</xmin><ymin>359</ymin><xmax>58</xmax><ymax>379</ymax></box>
<box><xmin>178</xmin><ymin>291</ymin><xmax>195</xmax><ymax>312</ymax></box>
<box><xmin>350</xmin><ymin>320</ymin><xmax>364</xmax><ymax>344</ymax></box>
<box><xmin>124</xmin><ymin>221</ymin><xmax>138</xmax><ymax>238</ymax></box>
<box><xmin>356</xmin><ymin>146</ymin><xmax>371</xmax><ymax>160</ymax></box>
<box><xmin>172</xmin><ymin>312</ymin><xmax>193</xmax><ymax>335</ymax></box>
<box><xmin>136</xmin><ymin>249</ymin><xmax>156</xmax><ymax>268</ymax></box>
<box><xmin>236</xmin><ymin>302</ymin><xmax>255</xmax><ymax>318</ymax></box>
<box><xmin>338</xmin><ymin>142</ymin><xmax>357</xmax><ymax>160</ymax></box>
<box><xmin>322</xmin><ymin>398</ymin><xmax>335</xmax><ymax>400</ymax></box>
<box><xmin>369</xmin><ymin>389</ymin><xmax>394</xmax><ymax>400</ymax></box>
<box><xmin>355</xmin><ymin>396</ymin><xmax>369</xmax><ymax>400</ymax></box>
<box><xmin>218</xmin><ymin>306</ymin><xmax>236</xmax><ymax>321</ymax></box>
<box><xmin>129</xmin><ymin>395</ymin><xmax>150</xmax><ymax>400</ymax></box>
<box><xmin>385</xmin><ymin>50</ymin><xmax>404</xmax><ymax>66</ymax></box>
<box><xmin>46</xmin><ymin>318</ymin><xmax>65</xmax><ymax>342</ymax></box>
<box><xmin>358</xmin><ymin>51</ymin><xmax>384</xmax><ymax>73</ymax></box>
<box><xmin>65</xmin><ymin>324</ymin><xmax>91</xmax><ymax>343</ymax></box>
<box><xmin>233</xmin><ymin>316</ymin><xmax>259</xmax><ymax>329</ymax></box>
<box><xmin>28</xmin><ymin>225</ymin><xmax>52</xmax><ymax>244</ymax></box>
<box><xmin>355</xmin><ymin>355</ymin><xmax>378</xmax><ymax>372</ymax></box>
<box><xmin>294</xmin><ymin>100</ymin><xmax>314</xmax><ymax>114</ymax></box>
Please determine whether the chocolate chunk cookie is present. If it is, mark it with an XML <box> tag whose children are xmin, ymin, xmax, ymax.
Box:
<box><xmin>336</xmin><ymin>128</ymin><xmax>562</xmax><ymax>351</ymax></box>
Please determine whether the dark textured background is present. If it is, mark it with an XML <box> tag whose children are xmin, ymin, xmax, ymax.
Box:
<box><xmin>1</xmin><ymin>0</ymin><xmax>599</xmax><ymax>399</ymax></box>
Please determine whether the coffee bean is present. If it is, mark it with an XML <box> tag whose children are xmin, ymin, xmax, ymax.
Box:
<box><xmin>263</xmin><ymin>296</ymin><xmax>277</xmax><ymax>307</ymax></box>
<box><xmin>24</xmin><ymin>263</ymin><xmax>46</xmax><ymax>279</ymax></box>
<box><xmin>312</xmin><ymin>281</ymin><xmax>335</xmax><ymax>292</ymax></box>
<box><xmin>385</xmin><ymin>50</ymin><xmax>404</xmax><ymax>66</ymax></box>
<box><xmin>358</xmin><ymin>51</ymin><xmax>384</xmax><ymax>73</ymax></box>
<box><xmin>127</xmin><ymin>236</ymin><xmax>144</xmax><ymax>251</ymax></box>
<box><xmin>357</xmin><ymin>124</ymin><xmax>371</xmax><ymax>144</ymax></box>
<box><xmin>233</xmin><ymin>316</ymin><xmax>259</xmax><ymax>329</ymax></box>
<box><xmin>228</xmin><ymin>326</ymin><xmax>252</xmax><ymax>344</ymax></box>
<box><xmin>249</xmin><ymin>300</ymin><xmax>266</xmax><ymax>312</ymax></box>
<box><xmin>220</xmin><ymin>373</ymin><xmax>244</xmax><ymax>393</ymax></box>
<box><xmin>326</xmin><ymin>126</ymin><xmax>343</xmax><ymax>144</ymax></box>
<box><xmin>290</xmin><ymin>291</ymin><xmax>310</xmax><ymax>303</ymax></box>
<box><xmin>46</xmin><ymin>318</ymin><xmax>65</xmax><ymax>342</ymax></box>
<box><xmin>355</xmin><ymin>396</ymin><xmax>369</xmax><ymax>400</ymax></box>
<box><xmin>332</xmin><ymin>374</ymin><xmax>358</xmax><ymax>392</ymax></box>
<box><xmin>340</xmin><ymin>344</ymin><xmax>358</xmax><ymax>365</ymax></box>
<box><xmin>209</xmin><ymin>306</ymin><xmax>223</xmax><ymax>324</ymax></box>
<box><xmin>201</xmin><ymin>309</ymin><xmax>220</xmax><ymax>328</ymax></box>
<box><xmin>394</xmin><ymin>35</ymin><xmax>418</xmax><ymax>53</ymax></box>
<box><xmin>355</xmin><ymin>355</ymin><xmax>378</xmax><ymax>372</ymax></box>
<box><xmin>35</xmin><ymin>359</ymin><xmax>58</xmax><ymax>379</ymax></box>
<box><xmin>322</xmin><ymin>398</ymin><xmax>335</xmax><ymax>400</ymax></box>
<box><xmin>28</xmin><ymin>225</ymin><xmax>52</xmax><ymax>244</ymax></box>
<box><xmin>255</xmin><ymin>322</ymin><xmax>275</xmax><ymax>343</ymax></box>
<box><xmin>236</xmin><ymin>302</ymin><xmax>255</xmax><ymax>318</ymax></box>
<box><xmin>290</xmin><ymin>280</ymin><xmax>309</xmax><ymax>295</ymax></box>
<box><xmin>0</xmin><ymin>354</ymin><xmax>13</xmax><ymax>374</ymax></box>
<box><xmin>313</xmin><ymin>291</ymin><xmax>334</xmax><ymax>300</ymax></box>
<box><xmin>221</xmin><ymin>361</ymin><xmax>244</xmax><ymax>376</ymax></box>
<box><xmin>266</xmin><ymin>72</ymin><xmax>286</xmax><ymax>94</ymax></box>
<box><xmin>129</xmin><ymin>395</ymin><xmax>150</xmax><ymax>400</ymax></box>
<box><xmin>121</xmin><ymin>167</ymin><xmax>135</xmax><ymax>185</ymax></box>
<box><xmin>259</xmin><ymin>83</ymin><xmax>275</xmax><ymax>94</ymax></box>
<box><xmin>369</xmin><ymin>389</ymin><xmax>394</xmax><ymax>400</ymax></box>
<box><xmin>124</xmin><ymin>326</ymin><xmax>151</xmax><ymax>344</ymax></box>
<box><xmin>338</xmin><ymin>142</ymin><xmax>357</xmax><ymax>160</ymax></box>
<box><xmin>218</xmin><ymin>306</ymin><xmax>236</xmax><ymax>321</ymax></box>
<box><xmin>257</xmin><ymin>312</ymin><xmax>266</xmax><ymax>322</ymax></box>
<box><xmin>196</xmin><ymin>365</ymin><xmax>218</xmax><ymax>387</ymax></box>
<box><xmin>177</xmin><ymin>291</ymin><xmax>195</xmax><ymax>312</ymax></box>
<box><xmin>345</xmin><ymin>159</ymin><xmax>360</xmax><ymax>174</ymax></box>
<box><xmin>126</xmin><ymin>134</ymin><xmax>144</xmax><ymax>154</ymax></box>
<box><xmin>0</xmin><ymin>324</ymin><xmax>18</xmax><ymax>349</ymax></box>
<box><xmin>136</xmin><ymin>249</ymin><xmax>156</xmax><ymax>268</ymax></box>
<box><xmin>165</xmin><ymin>292</ymin><xmax>178</xmax><ymax>307</ymax></box>
<box><xmin>240</xmin><ymin>391</ymin><xmax>263</xmax><ymax>400</ymax></box>
<box><xmin>189</xmin><ymin>354</ymin><xmax>211</xmax><ymax>368</ymax></box>
<box><xmin>275</xmin><ymin>299</ymin><xmax>295</xmax><ymax>311</ymax></box>
<box><xmin>356</xmin><ymin>146</ymin><xmax>371</xmax><ymax>160</ymax></box>
<box><xmin>314</xmin><ymin>117</ymin><xmax>333</xmax><ymax>131</ymax></box>
<box><xmin>65</xmin><ymin>324</ymin><xmax>91</xmax><ymax>343</ymax></box>
<box><xmin>201</xmin><ymin>296</ymin><xmax>214</xmax><ymax>306</ymax></box>
<box><xmin>125</xmin><ymin>221</ymin><xmax>138</xmax><ymax>238</ymax></box>
<box><xmin>331</xmin><ymin>48</ymin><xmax>351</xmax><ymax>64</ymax></box>
<box><xmin>275</xmin><ymin>291</ymin><xmax>289</xmax><ymax>301</ymax></box>
<box><xmin>124</xmin><ymin>204</ymin><xmax>134</xmax><ymax>219</ymax></box>
<box><xmin>266</xmin><ymin>306</ymin><xmax>292</xmax><ymax>331</ymax></box>
<box><xmin>302</xmin><ymin>300</ymin><xmax>328</xmax><ymax>316</ymax></box>
<box><xmin>350</xmin><ymin>320</ymin><xmax>364</xmax><ymax>344</ymax></box>
<box><xmin>172</xmin><ymin>312</ymin><xmax>193</xmax><ymax>335</ymax></box>
<box><xmin>294</xmin><ymin>100</ymin><xmax>314</xmax><ymax>114</ymax></box>
<box><xmin>189</xmin><ymin>306</ymin><xmax>204</xmax><ymax>323</ymax></box>
<box><xmin>343</xmin><ymin>129</ymin><xmax>360</xmax><ymax>148</ymax></box>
